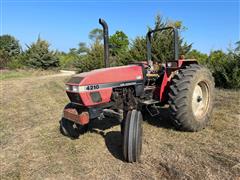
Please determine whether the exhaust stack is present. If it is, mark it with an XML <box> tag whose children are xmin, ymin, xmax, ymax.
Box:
<box><xmin>99</xmin><ymin>18</ymin><xmax>110</xmax><ymax>68</ymax></box>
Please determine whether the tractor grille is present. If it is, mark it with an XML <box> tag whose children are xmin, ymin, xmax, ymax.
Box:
<box><xmin>67</xmin><ymin>92</ymin><xmax>83</xmax><ymax>105</ymax></box>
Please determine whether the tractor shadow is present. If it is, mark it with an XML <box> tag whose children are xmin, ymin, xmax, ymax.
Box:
<box><xmin>88</xmin><ymin>107</ymin><xmax>175</xmax><ymax>161</ymax></box>
<box><xmin>88</xmin><ymin>117</ymin><xmax>124</xmax><ymax>161</ymax></box>
<box><xmin>143</xmin><ymin>107</ymin><xmax>175</xmax><ymax>130</ymax></box>
<box><xmin>88</xmin><ymin>107</ymin><xmax>175</xmax><ymax>162</ymax></box>
<box><xmin>104</xmin><ymin>131</ymin><xmax>124</xmax><ymax>161</ymax></box>
<box><xmin>89</xmin><ymin>117</ymin><xmax>120</xmax><ymax>131</ymax></box>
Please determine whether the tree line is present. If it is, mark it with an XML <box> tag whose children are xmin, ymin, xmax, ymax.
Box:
<box><xmin>0</xmin><ymin>15</ymin><xmax>239</xmax><ymax>89</ymax></box>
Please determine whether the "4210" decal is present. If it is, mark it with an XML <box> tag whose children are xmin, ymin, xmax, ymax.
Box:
<box><xmin>86</xmin><ymin>84</ymin><xmax>100</xmax><ymax>90</ymax></box>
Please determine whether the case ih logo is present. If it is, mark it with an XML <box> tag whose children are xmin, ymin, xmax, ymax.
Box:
<box><xmin>120</xmin><ymin>82</ymin><xmax>137</xmax><ymax>87</ymax></box>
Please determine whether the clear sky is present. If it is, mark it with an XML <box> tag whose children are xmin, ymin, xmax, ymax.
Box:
<box><xmin>1</xmin><ymin>0</ymin><xmax>239</xmax><ymax>54</ymax></box>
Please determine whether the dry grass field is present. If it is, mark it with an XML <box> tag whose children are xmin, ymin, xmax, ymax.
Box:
<box><xmin>0</xmin><ymin>73</ymin><xmax>240</xmax><ymax>179</ymax></box>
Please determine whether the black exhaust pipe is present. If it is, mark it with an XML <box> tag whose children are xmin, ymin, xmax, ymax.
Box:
<box><xmin>99</xmin><ymin>18</ymin><xmax>110</xmax><ymax>68</ymax></box>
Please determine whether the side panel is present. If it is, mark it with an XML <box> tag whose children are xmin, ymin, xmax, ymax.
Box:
<box><xmin>159</xmin><ymin>71</ymin><xmax>170</xmax><ymax>102</ymax></box>
<box><xmin>79</xmin><ymin>65</ymin><xmax>144</xmax><ymax>86</ymax></box>
<box><xmin>80</xmin><ymin>88</ymin><xmax>112</xmax><ymax>106</ymax></box>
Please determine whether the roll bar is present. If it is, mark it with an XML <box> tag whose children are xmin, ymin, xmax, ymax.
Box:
<box><xmin>146</xmin><ymin>27</ymin><xmax>179</xmax><ymax>68</ymax></box>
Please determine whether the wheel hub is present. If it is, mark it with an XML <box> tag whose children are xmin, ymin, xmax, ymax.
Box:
<box><xmin>192</xmin><ymin>81</ymin><xmax>209</xmax><ymax>120</ymax></box>
<box><xmin>197</xmin><ymin>96</ymin><xmax>202</xmax><ymax>102</ymax></box>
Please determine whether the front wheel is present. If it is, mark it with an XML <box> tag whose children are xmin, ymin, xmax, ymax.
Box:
<box><xmin>168</xmin><ymin>64</ymin><xmax>215</xmax><ymax>132</ymax></box>
<box><xmin>60</xmin><ymin>118</ymin><xmax>88</xmax><ymax>139</ymax></box>
<box><xmin>123</xmin><ymin>110</ymin><xmax>143</xmax><ymax>162</ymax></box>
<box><xmin>60</xmin><ymin>103</ymin><xmax>88</xmax><ymax>138</ymax></box>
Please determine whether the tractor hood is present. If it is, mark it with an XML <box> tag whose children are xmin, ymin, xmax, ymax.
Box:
<box><xmin>66</xmin><ymin>64</ymin><xmax>144</xmax><ymax>86</ymax></box>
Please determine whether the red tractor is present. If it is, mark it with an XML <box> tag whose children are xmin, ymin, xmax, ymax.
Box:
<box><xmin>60</xmin><ymin>19</ymin><xmax>214</xmax><ymax>162</ymax></box>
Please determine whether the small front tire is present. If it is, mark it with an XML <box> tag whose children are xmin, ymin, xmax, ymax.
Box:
<box><xmin>123</xmin><ymin>110</ymin><xmax>143</xmax><ymax>162</ymax></box>
<box><xmin>60</xmin><ymin>118</ymin><xmax>88</xmax><ymax>139</ymax></box>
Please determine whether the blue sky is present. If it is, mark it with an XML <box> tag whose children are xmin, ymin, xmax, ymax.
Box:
<box><xmin>1</xmin><ymin>0</ymin><xmax>239</xmax><ymax>54</ymax></box>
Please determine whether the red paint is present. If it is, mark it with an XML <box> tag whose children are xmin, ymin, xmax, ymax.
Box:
<box><xmin>79</xmin><ymin>112</ymin><xmax>90</xmax><ymax>125</ymax></box>
<box><xmin>63</xmin><ymin>108</ymin><xmax>89</xmax><ymax>125</ymax></box>
<box><xmin>178</xmin><ymin>59</ymin><xmax>184</xmax><ymax>67</ymax></box>
<box><xmin>159</xmin><ymin>71</ymin><xmax>170</xmax><ymax>102</ymax></box>
<box><xmin>67</xmin><ymin>65</ymin><xmax>143</xmax><ymax>86</ymax></box>
<box><xmin>158</xmin><ymin>59</ymin><xmax>198</xmax><ymax>102</ymax></box>
<box><xmin>66</xmin><ymin>64</ymin><xmax>143</xmax><ymax>106</ymax></box>
<box><xmin>80</xmin><ymin>88</ymin><xmax>112</xmax><ymax>106</ymax></box>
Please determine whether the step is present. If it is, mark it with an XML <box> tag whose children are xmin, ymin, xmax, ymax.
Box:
<box><xmin>142</xmin><ymin>99</ymin><xmax>160</xmax><ymax>105</ymax></box>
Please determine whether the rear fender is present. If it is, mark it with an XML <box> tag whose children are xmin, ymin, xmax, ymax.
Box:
<box><xmin>158</xmin><ymin>59</ymin><xmax>198</xmax><ymax>103</ymax></box>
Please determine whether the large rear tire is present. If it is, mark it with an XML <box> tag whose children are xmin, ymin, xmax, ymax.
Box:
<box><xmin>168</xmin><ymin>64</ymin><xmax>214</xmax><ymax>132</ymax></box>
<box><xmin>123</xmin><ymin>110</ymin><xmax>143</xmax><ymax>162</ymax></box>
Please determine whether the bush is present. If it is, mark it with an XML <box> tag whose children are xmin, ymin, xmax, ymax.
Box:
<box><xmin>185</xmin><ymin>49</ymin><xmax>208</xmax><ymax>64</ymax></box>
<box><xmin>186</xmin><ymin>48</ymin><xmax>239</xmax><ymax>89</ymax></box>
<box><xmin>25</xmin><ymin>37</ymin><xmax>59</xmax><ymax>69</ymax></box>
<box><xmin>73</xmin><ymin>55</ymin><xmax>90</xmax><ymax>72</ymax></box>
<box><xmin>74</xmin><ymin>41</ymin><xmax>104</xmax><ymax>72</ymax></box>
<box><xmin>207</xmin><ymin>50</ymin><xmax>240</xmax><ymax>89</ymax></box>
<box><xmin>0</xmin><ymin>50</ymin><xmax>9</xmax><ymax>68</ymax></box>
<box><xmin>58</xmin><ymin>53</ymin><xmax>78</xmax><ymax>70</ymax></box>
<box><xmin>7</xmin><ymin>54</ymin><xmax>26</xmax><ymax>69</ymax></box>
<box><xmin>0</xmin><ymin>35</ymin><xmax>21</xmax><ymax>68</ymax></box>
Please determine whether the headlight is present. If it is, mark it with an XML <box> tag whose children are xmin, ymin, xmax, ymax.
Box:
<box><xmin>66</xmin><ymin>85</ymin><xmax>71</xmax><ymax>91</ymax></box>
<box><xmin>65</xmin><ymin>85</ymin><xmax>79</xmax><ymax>92</ymax></box>
<box><xmin>72</xmin><ymin>86</ymin><xmax>79</xmax><ymax>92</ymax></box>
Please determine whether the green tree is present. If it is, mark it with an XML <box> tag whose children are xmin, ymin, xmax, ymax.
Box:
<box><xmin>58</xmin><ymin>51</ymin><xmax>78</xmax><ymax>69</ymax></box>
<box><xmin>129</xmin><ymin>14</ymin><xmax>192</xmax><ymax>63</ymax></box>
<box><xmin>235</xmin><ymin>41</ymin><xmax>240</xmax><ymax>53</ymax></box>
<box><xmin>74</xmin><ymin>41</ymin><xmax>104</xmax><ymax>72</ymax></box>
<box><xmin>69</xmin><ymin>48</ymin><xmax>78</xmax><ymax>54</ymax></box>
<box><xmin>77</xmin><ymin>42</ymin><xmax>89</xmax><ymax>54</ymax></box>
<box><xmin>25</xmin><ymin>37</ymin><xmax>59</xmax><ymax>69</ymax></box>
<box><xmin>74</xmin><ymin>28</ymin><xmax>105</xmax><ymax>72</ymax></box>
<box><xmin>0</xmin><ymin>50</ymin><xmax>8</xmax><ymax>68</ymax></box>
<box><xmin>207</xmin><ymin>50</ymin><xmax>226</xmax><ymax>67</ymax></box>
<box><xmin>129</xmin><ymin>36</ymin><xmax>147</xmax><ymax>62</ymax></box>
<box><xmin>108</xmin><ymin>31</ymin><xmax>130</xmax><ymax>65</ymax></box>
<box><xmin>109</xmin><ymin>31</ymin><xmax>129</xmax><ymax>55</ymax></box>
<box><xmin>0</xmin><ymin>35</ymin><xmax>21</xmax><ymax>68</ymax></box>
<box><xmin>86</xmin><ymin>41</ymin><xmax>104</xmax><ymax>70</ymax></box>
<box><xmin>207</xmin><ymin>49</ymin><xmax>240</xmax><ymax>89</ymax></box>
<box><xmin>186</xmin><ymin>49</ymin><xmax>208</xmax><ymax>64</ymax></box>
<box><xmin>89</xmin><ymin>28</ymin><xmax>103</xmax><ymax>43</ymax></box>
